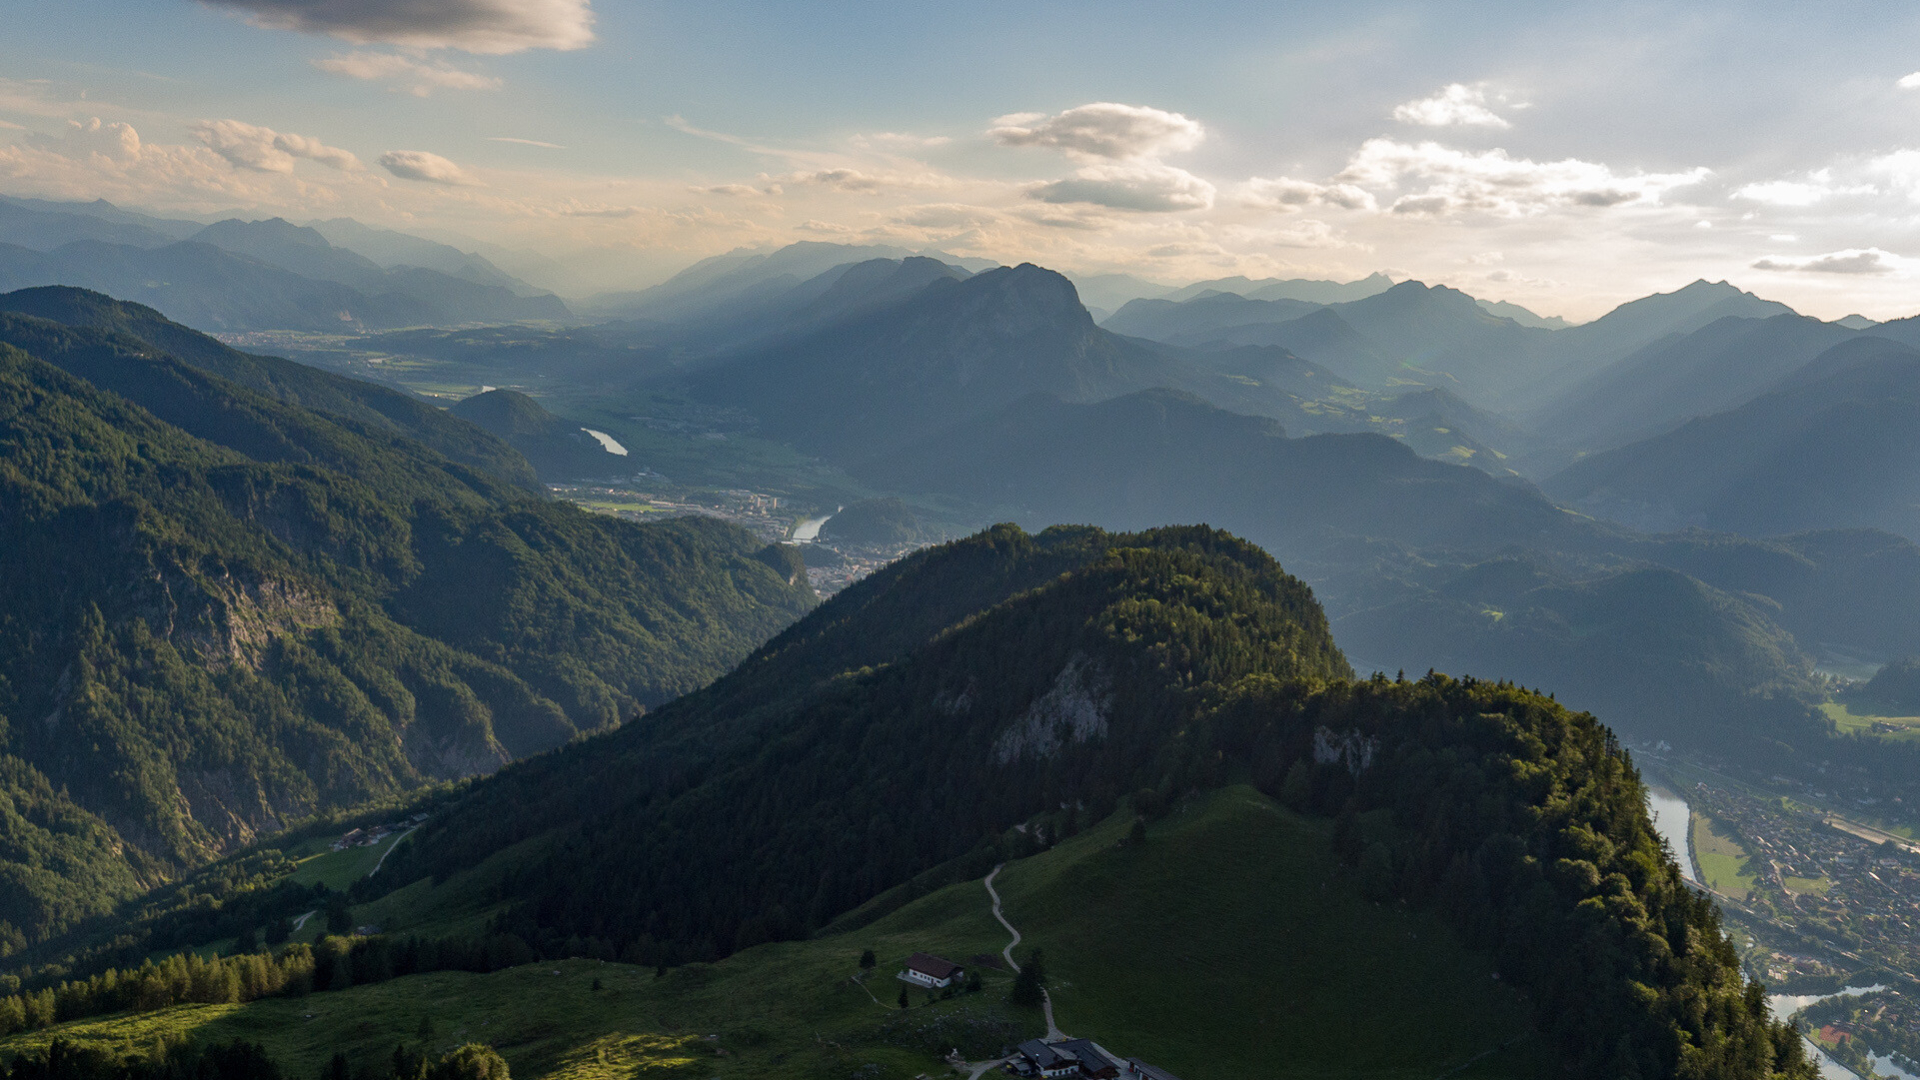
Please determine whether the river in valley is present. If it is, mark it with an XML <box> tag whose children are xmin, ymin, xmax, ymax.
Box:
<box><xmin>791</xmin><ymin>514</ymin><xmax>832</xmax><ymax>542</ymax></box>
<box><xmin>1645</xmin><ymin>780</ymin><xmax>1697</xmax><ymax>883</ymax></box>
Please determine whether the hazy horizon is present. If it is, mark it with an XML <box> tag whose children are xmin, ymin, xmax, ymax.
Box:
<box><xmin>9</xmin><ymin>1</ymin><xmax>1920</xmax><ymax>319</ymax></box>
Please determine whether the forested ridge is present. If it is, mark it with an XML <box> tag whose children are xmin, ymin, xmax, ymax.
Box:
<box><xmin>353</xmin><ymin>522</ymin><xmax>1808</xmax><ymax>1080</ymax></box>
<box><xmin>0</xmin><ymin>298</ymin><xmax>816</xmax><ymax>956</ymax></box>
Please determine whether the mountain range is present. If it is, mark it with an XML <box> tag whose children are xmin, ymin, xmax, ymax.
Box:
<box><xmin>0</xmin><ymin>197</ymin><xmax>568</xmax><ymax>332</ymax></box>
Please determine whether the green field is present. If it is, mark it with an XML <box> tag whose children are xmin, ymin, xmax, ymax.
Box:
<box><xmin>1693</xmin><ymin>814</ymin><xmax>1758</xmax><ymax>898</ymax></box>
<box><xmin>1821</xmin><ymin>702</ymin><xmax>1920</xmax><ymax>743</ymax></box>
<box><xmin>287</xmin><ymin>830</ymin><xmax>415</xmax><ymax>893</ymax></box>
<box><xmin>0</xmin><ymin>788</ymin><xmax>1548</xmax><ymax>1080</ymax></box>
<box><xmin>1784</xmin><ymin>876</ymin><xmax>1831</xmax><ymax>895</ymax></box>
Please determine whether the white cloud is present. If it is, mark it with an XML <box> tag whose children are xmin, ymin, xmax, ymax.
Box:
<box><xmin>1900</xmin><ymin>72</ymin><xmax>1920</xmax><ymax>89</ymax></box>
<box><xmin>313</xmin><ymin>51</ymin><xmax>501</xmax><ymax>94</ymax></box>
<box><xmin>489</xmin><ymin>137</ymin><xmax>564</xmax><ymax>149</ymax></box>
<box><xmin>1240</xmin><ymin>176</ymin><xmax>1377</xmax><ymax>212</ymax></box>
<box><xmin>766</xmin><ymin>167</ymin><xmax>941</xmax><ymax>194</ymax></box>
<box><xmin>692</xmin><ymin>183</ymin><xmax>764</xmax><ymax>197</ymax></box>
<box><xmin>1029</xmin><ymin>162</ymin><xmax>1215</xmax><ymax>212</ymax></box>
<box><xmin>1335</xmin><ymin>138</ymin><xmax>1708</xmax><ymax>216</ymax></box>
<box><xmin>1752</xmin><ymin>248</ymin><xmax>1903</xmax><ymax>275</ymax></box>
<box><xmin>202</xmin><ymin>0</ymin><xmax>594</xmax><ymax>54</ymax></box>
<box><xmin>190</xmin><ymin>119</ymin><xmax>359</xmax><ymax>173</ymax></box>
<box><xmin>1734</xmin><ymin>170</ymin><xmax>1874</xmax><ymax>206</ymax></box>
<box><xmin>853</xmin><ymin>132</ymin><xmax>953</xmax><ymax>150</ymax></box>
<box><xmin>1392</xmin><ymin>83</ymin><xmax>1511</xmax><ymax>128</ymax></box>
<box><xmin>893</xmin><ymin>203</ymin><xmax>1004</xmax><ymax>229</ymax></box>
<box><xmin>26</xmin><ymin>117</ymin><xmax>142</xmax><ymax>162</ymax></box>
<box><xmin>1223</xmin><ymin>218</ymin><xmax>1356</xmax><ymax>250</ymax></box>
<box><xmin>379</xmin><ymin>149</ymin><xmax>475</xmax><ymax>185</ymax></box>
<box><xmin>990</xmin><ymin>102</ymin><xmax>1204</xmax><ymax>160</ymax></box>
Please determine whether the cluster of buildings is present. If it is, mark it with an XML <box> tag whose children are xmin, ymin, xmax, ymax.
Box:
<box><xmin>1684</xmin><ymin>778</ymin><xmax>1920</xmax><ymax>976</ymax></box>
<box><xmin>1005</xmin><ymin>1039</ymin><xmax>1180</xmax><ymax>1080</ymax></box>
<box><xmin>330</xmin><ymin>812</ymin><xmax>428</xmax><ymax>852</ymax></box>
<box><xmin>897</xmin><ymin>953</ymin><xmax>1182</xmax><ymax>1080</ymax></box>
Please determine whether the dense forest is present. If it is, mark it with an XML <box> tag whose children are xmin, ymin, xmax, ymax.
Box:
<box><xmin>351</xmin><ymin>523</ymin><xmax>1808</xmax><ymax>1080</ymax></box>
<box><xmin>0</xmin><ymin>293</ymin><xmax>816</xmax><ymax>954</ymax></box>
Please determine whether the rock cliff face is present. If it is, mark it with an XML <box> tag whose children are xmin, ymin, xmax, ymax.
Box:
<box><xmin>993</xmin><ymin>653</ymin><xmax>1112</xmax><ymax>764</ymax></box>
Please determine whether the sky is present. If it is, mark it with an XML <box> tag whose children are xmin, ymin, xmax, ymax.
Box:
<box><xmin>6</xmin><ymin>0</ymin><xmax>1920</xmax><ymax>318</ymax></box>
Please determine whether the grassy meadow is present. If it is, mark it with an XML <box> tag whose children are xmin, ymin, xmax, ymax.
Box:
<box><xmin>0</xmin><ymin>787</ymin><xmax>1549</xmax><ymax>1080</ymax></box>
<box><xmin>1692</xmin><ymin>814</ymin><xmax>1759</xmax><ymax>899</ymax></box>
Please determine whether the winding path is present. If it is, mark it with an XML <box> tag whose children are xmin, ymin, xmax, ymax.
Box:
<box><xmin>368</xmin><ymin>824</ymin><xmax>420</xmax><ymax>877</ymax></box>
<box><xmin>984</xmin><ymin>864</ymin><xmax>1063</xmax><ymax>1042</ymax></box>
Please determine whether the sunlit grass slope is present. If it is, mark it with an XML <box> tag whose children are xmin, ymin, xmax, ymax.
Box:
<box><xmin>0</xmin><ymin>788</ymin><xmax>1549</xmax><ymax>1080</ymax></box>
<box><xmin>994</xmin><ymin>785</ymin><xmax>1551</xmax><ymax>1080</ymax></box>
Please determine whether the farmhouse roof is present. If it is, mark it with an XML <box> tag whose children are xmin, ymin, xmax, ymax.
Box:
<box><xmin>905</xmin><ymin>952</ymin><xmax>962</xmax><ymax>979</ymax></box>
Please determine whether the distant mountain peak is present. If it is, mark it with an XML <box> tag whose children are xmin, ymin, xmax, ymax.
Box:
<box><xmin>197</xmin><ymin>216</ymin><xmax>334</xmax><ymax>250</ymax></box>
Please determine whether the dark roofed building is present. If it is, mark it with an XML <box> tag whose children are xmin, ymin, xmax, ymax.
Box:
<box><xmin>1124</xmin><ymin>1060</ymin><xmax>1183</xmax><ymax>1080</ymax></box>
<box><xmin>1054</xmin><ymin>1040</ymin><xmax>1119</xmax><ymax>1079</ymax></box>
<box><xmin>1011</xmin><ymin>1040</ymin><xmax>1079</xmax><ymax>1079</ymax></box>
<box><xmin>900</xmin><ymin>952</ymin><xmax>965</xmax><ymax>989</ymax></box>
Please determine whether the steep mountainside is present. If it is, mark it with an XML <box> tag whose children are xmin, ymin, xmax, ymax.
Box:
<box><xmin>448</xmin><ymin>388</ymin><xmax>629</xmax><ymax>481</ymax></box>
<box><xmin>350</xmin><ymin>522</ymin><xmax>1808</xmax><ymax>1080</ymax></box>
<box><xmin>1534</xmin><ymin>313</ymin><xmax>1858</xmax><ymax>458</ymax></box>
<box><xmin>305</xmin><ymin>218</ymin><xmax>531</xmax><ymax>293</ymax></box>
<box><xmin>860</xmin><ymin>388</ymin><xmax>1582</xmax><ymax>557</ymax></box>
<box><xmin>0</xmin><ymin>310</ymin><xmax>813</xmax><ymax>948</ymax></box>
<box><xmin>582</xmin><ymin>241</ymin><xmax>935</xmax><ymax>322</ymax></box>
<box><xmin>686</xmin><ymin>264</ymin><xmax>1176</xmax><ymax>459</ymax></box>
<box><xmin>188</xmin><ymin>218</ymin><xmax>568</xmax><ymax>324</ymax></box>
<box><xmin>1321</xmin><ymin>281</ymin><xmax>1552</xmax><ymax>397</ymax></box>
<box><xmin>0</xmin><ymin>199</ymin><xmax>179</xmax><ymax>251</ymax></box>
<box><xmin>1336</xmin><ymin>564</ymin><xmax>1816</xmax><ymax>736</ymax></box>
<box><xmin>0</xmin><ymin>287</ymin><xmax>538</xmax><ymax>488</ymax></box>
<box><xmin>1508</xmin><ymin>279</ymin><xmax>1799</xmax><ymax>410</ymax></box>
<box><xmin>1161</xmin><ymin>271</ymin><xmax>1393</xmax><ymax>304</ymax></box>
<box><xmin>0</xmin><ymin>239</ymin><xmax>423</xmax><ymax>331</ymax></box>
<box><xmin>0</xmin><ymin>217</ymin><xmax>564</xmax><ymax>332</ymax></box>
<box><xmin>1544</xmin><ymin>336</ymin><xmax>1920</xmax><ymax>540</ymax></box>
<box><xmin>1102</xmin><ymin>292</ymin><xmax>1321</xmax><ymax>342</ymax></box>
<box><xmin>1103</xmin><ymin>280</ymin><xmax>1554</xmax><ymax>402</ymax></box>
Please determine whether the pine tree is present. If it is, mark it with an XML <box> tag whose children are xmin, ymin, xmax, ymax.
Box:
<box><xmin>897</xmin><ymin>986</ymin><xmax>910</xmax><ymax>1009</ymax></box>
<box><xmin>859</xmin><ymin>948</ymin><xmax>876</xmax><ymax>971</ymax></box>
<box><xmin>1010</xmin><ymin>949</ymin><xmax>1046</xmax><ymax>1008</ymax></box>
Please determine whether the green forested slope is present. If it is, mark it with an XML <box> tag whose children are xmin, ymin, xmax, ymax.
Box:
<box><xmin>0</xmin><ymin>318</ymin><xmax>814</xmax><ymax>952</ymax></box>
<box><xmin>341</xmin><ymin>523</ymin><xmax>1807</xmax><ymax>1080</ymax></box>
<box><xmin>0</xmin><ymin>788</ymin><xmax>1557</xmax><ymax>1080</ymax></box>
<box><xmin>0</xmin><ymin>287</ymin><xmax>538</xmax><ymax>489</ymax></box>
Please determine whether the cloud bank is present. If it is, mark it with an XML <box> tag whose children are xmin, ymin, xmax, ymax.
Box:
<box><xmin>27</xmin><ymin>118</ymin><xmax>142</xmax><ymax>162</ymax></box>
<box><xmin>1336</xmin><ymin>139</ymin><xmax>1707</xmax><ymax>215</ymax></box>
<box><xmin>1752</xmin><ymin>248</ymin><xmax>1901</xmax><ymax>274</ymax></box>
<box><xmin>191</xmin><ymin>119</ymin><xmax>360</xmax><ymax>172</ymax></box>
<box><xmin>202</xmin><ymin>0</ymin><xmax>595</xmax><ymax>54</ymax></box>
<box><xmin>379</xmin><ymin>149</ymin><xmax>475</xmax><ymax>184</ymax></box>
<box><xmin>1393</xmin><ymin>83</ymin><xmax>1511</xmax><ymax>128</ymax></box>
<box><xmin>991</xmin><ymin>103</ymin><xmax>1204</xmax><ymax>160</ymax></box>
<box><xmin>313</xmin><ymin>51</ymin><xmax>502</xmax><ymax>94</ymax></box>
<box><xmin>1030</xmin><ymin>162</ymin><xmax>1215</xmax><ymax>211</ymax></box>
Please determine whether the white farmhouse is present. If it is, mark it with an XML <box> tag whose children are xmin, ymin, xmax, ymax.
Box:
<box><xmin>899</xmin><ymin>952</ymin><xmax>965</xmax><ymax>989</ymax></box>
